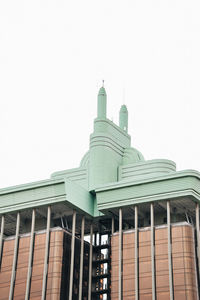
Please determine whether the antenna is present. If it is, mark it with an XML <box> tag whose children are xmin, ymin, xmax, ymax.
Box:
<box><xmin>123</xmin><ymin>88</ymin><xmax>125</xmax><ymax>105</ymax></box>
<box><xmin>102</xmin><ymin>80</ymin><xmax>104</xmax><ymax>87</ymax></box>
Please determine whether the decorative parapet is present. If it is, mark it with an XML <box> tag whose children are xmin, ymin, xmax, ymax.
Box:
<box><xmin>118</xmin><ymin>159</ymin><xmax>176</xmax><ymax>181</ymax></box>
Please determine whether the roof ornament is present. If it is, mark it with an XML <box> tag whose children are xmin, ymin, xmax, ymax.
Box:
<box><xmin>97</xmin><ymin>81</ymin><xmax>107</xmax><ymax>119</ymax></box>
<box><xmin>119</xmin><ymin>104</ymin><xmax>128</xmax><ymax>133</ymax></box>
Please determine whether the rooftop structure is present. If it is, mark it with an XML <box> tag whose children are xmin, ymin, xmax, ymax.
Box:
<box><xmin>0</xmin><ymin>85</ymin><xmax>200</xmax><ymax>299</ymax></box>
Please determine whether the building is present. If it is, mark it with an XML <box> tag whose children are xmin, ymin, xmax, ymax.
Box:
<box><xmin>0</xmin><ymin>85</ymin><xmax>200</xmax><ymax>300</ymax></box>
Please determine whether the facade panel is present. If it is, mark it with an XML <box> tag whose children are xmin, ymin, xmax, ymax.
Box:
<box><xmin>111</xmin><ymin>223</ymin><xmax>198</xmax><ymax>300</ymax></box>
<box><xmin>0</xmin><ymin>228</ymin><xmax>89</xmax><ymax>300</ymax></box>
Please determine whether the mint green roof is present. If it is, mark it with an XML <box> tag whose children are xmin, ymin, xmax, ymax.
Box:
<box><xmin>0</xmin><ymin>86</ymin><xmax>199</xmax><ymax>217</ymax></box>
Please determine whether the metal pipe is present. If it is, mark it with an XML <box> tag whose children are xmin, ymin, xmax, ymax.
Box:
<box><xmin>9</xmin><ymin>212</ymin><xmax>20</xmax><ymax>300</ymax></box>
<box><xmin>78</xmin><ymin>216</ymin><xmax>85</xmax><ymax>300</ymax></box>
<box><xmin>88</xmin><ymin>223</ymin><xmax>93</xmax><ymax>300</ymax></box>
<box><xmin>167</xmin><ymin>201</ymin><xmax>174</xmax><ymax>300</ymax></box>
<box><xmin>151</xmin><ymin>203</ymin><xmax>156</xmax><ymax>300</ymax></box>
<box><xmin>196</xmin><ymin>203</ymin><xmax>200</xmax><ymax>280</ymax></box>
<box><xmin>94</xmin><ymin>232</ymin><xmax>97</xmax><ymax>246</ymax></box>
<box><xmin>98</xmin><ymin>223</ymin><xmax>102</xmax><ymax>246</ymax></box>
<box><xmin>0</xmin><ymin>215</ymin><xmax>5</xmax><ymax>269</ymax></box>
<box><xmin>25</xmin><ymin>209</ymin><xmax>36</xmax><ymax>300</ymax></box>
<box><xmin>41</xmin><ymin>206</ymin><xmax>51</xmax><ymax>300</ymax></box>
<box><xmin>119</xmin><ymin>208</ymin><xmax>122</xmax><ymax>300</ymax></box>
<box><xmin>112</xmin><ymin>216</ymin><xmax>115</xmax><ymax>235</ymax></box>
<box><xmin>135</xmin><ymin>205</ymin><xmax>139</xmax><ymax>300</ymax></box>
<box><xmin>69</xmin><ymin>210</ymin><xmax>77</xmax><ymax>300</ymax></box>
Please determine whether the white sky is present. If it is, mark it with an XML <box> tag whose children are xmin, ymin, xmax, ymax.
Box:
<box><xmin>0</xmin><ymin>0</ymin><xmax>199</xmax><ymax>189</ymax></box>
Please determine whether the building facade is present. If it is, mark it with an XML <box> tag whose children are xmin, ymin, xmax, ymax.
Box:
<box><xmin>0</xmin><ymin>86</ymin><xmax>200</xmax><ymax>299</ymax></box>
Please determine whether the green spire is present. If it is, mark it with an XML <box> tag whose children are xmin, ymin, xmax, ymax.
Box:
<box><xmin>97</xmin><ymin>85</ymin><xmax>107</xmax><ymax>119</ymax></box>
<box><xmin>119</xmin><ymin>104</ymin><xmax>128</xmax><ymax>132</ymax></box>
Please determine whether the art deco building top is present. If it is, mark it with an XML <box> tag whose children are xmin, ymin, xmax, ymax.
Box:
<box><xmin>0</xmin><ymin>86</ymin><xmax>199</xmax><ymax>218</ymax></box>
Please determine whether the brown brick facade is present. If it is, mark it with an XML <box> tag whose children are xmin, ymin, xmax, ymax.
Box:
<box><xmin>111</xmin><ymin>223</ymin><xmax>198</xmax><ymax>300</ymax></box>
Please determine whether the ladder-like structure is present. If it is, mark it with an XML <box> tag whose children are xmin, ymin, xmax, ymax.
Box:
<box><xmin>92</xmin><ymin>234</ymin><xmax>111</xmax><ymax>300</ymax></box>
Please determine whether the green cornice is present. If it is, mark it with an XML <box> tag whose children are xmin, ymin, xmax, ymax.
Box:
<box><xmin>0</xmin><ymin>175</ymin><xmax>95</xmax><ymax>216</ymax></box>
<box><xmin>96</xmin><ymin>169</ymin><xmax>200</xmax><ymax>192</ymax></box>
<box><xmin>1</xmin><ymin>166</ymin><xmax>199</xmax><ymax>216</ymax></box>
<box><xmin>0</xmin><ymin>178</ymin><xmax>63</xmax><ymax>195</ymax></box>
<box><xmin>0</xmin><ymin>179</ymin><xmax>66</xmax><ymax>214</ymax></box>
<box><xmin>96</xmin><ymin>170</ymin><xmax>200</xmax><ymax>211</ymax></box>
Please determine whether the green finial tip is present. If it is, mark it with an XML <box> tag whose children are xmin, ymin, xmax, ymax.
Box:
<box><xmin>120</xmin><ymin>104</ymin><xmax>128</xmax><ymax>112</ymax></box>
<box><xmin>119</xmin><ymin>104</ymin><xmax>128</xmax><ymax>132</ymax></box>
<box><xmin>98</xmin><ymin>86</ymin><xmax>106</xmax><ymax>96</ymax></box>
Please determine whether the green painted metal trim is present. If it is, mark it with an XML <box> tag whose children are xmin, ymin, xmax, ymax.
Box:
<box><xmin>97</xmin><ymin>190</ymin><xmax>200</xmax><ymax>211</ymax></box>
<box><xmin>0</xmin><ymin>176</ymin><xmax>101</xmax><ymax>217</ymax></box>
<box><xmin>96</xmin><ymin>170</ymin><xmax>200</xmax><ymax>211</ymax></box>
<box><xmin>0</xmin><ymin>180</ymin><xmax>66</xmax><ymax>214</ymax></box>
<box><xmin>0</xmin><ymin>196</ymin><xmax>67</xmax><ymax>214</ymax></box>
<box><xmin>95</xmin><ymin>169</ymin><xmax>200</xmax><ymax>192</ymax></box>
<box><xmin>0</xmin><ymin>178</ymin><xmax>64</xmax><ymax>195</ymax></box>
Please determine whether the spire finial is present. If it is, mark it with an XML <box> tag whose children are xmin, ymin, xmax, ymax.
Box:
<box><xmin>97</xmin><ymin>83</ymin><xmax>107</xmax><ymax>119</ymax></box>
<box><xmin>119</xmin><ymin>104</ymin><xmax>128</xmax><ymax>133</ymax></box>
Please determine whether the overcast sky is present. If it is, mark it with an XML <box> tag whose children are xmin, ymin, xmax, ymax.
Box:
<box><xmin>0</xmin><ymin>0</ymin><xmax>199</xmax><ymax>189</ymax></box>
